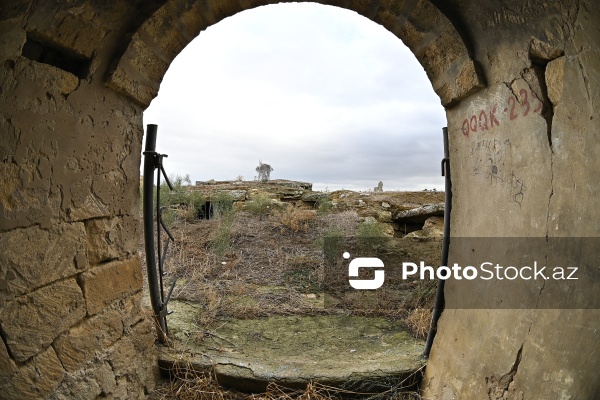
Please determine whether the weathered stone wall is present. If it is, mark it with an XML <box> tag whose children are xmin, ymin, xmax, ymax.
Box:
<box><xmin>422</xmin><ymin>1</ymin><xmax>600</xmax><ymax>398</ymax></box>
<box><xmin>0</xmin><ymin>2</ymin><xmax>159</xmax><ymax>398</ymax></box>
<box><xmin>0</xmin><ymin>0</ymin><xmax>599</xmax><ymax>398</ymax></box>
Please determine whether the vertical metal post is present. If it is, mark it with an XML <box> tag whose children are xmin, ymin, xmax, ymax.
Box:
<box><xmin>143</xmin><ymin>124</ymin><xmax>169</xmax><ymax>343</ymax></box>
<box><xmin>423</xmin><ymin>126</ymin><xmax>452</xmax><ymax>358</ymax></box>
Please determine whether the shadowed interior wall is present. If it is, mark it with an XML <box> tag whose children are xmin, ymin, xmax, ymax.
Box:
<box><xmin>0</xmin><ymin>0</ymin><xmax>598</xmax><ymax>399</ymax></box>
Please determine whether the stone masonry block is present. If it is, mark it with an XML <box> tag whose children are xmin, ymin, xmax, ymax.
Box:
<box><xmin>85</xmin><ymin>216</ymin><xmax>139</xmax><ymax>265</ymax></box>
<box><xmin>173</xmin><ymin>1</ymin><xmax>209</xmax><ymax>40</ymax></box>
<box><xmin>433</xmin><ymin>82</ymin><xmax>453</xmax><ymax>106</ymax></box>
<box><xmin>0</xmin><ymin>20</ymin><xmax>25</xmax><ymax>61</ymax></box>
<box><xmin>28</xmin><ymin>2</ymin><xmax>105</xmax><ymax>59</ymax></box>
<box><xmin>107</xmin><ymin>336</ymin><xmax>137</xmax><ymax>377</ymax></box>
<box><xmin>376</xmin><ymin>0</ymin><xmax>412</xmax><ymax>17</ymax></box>
<box><xmin>0</xmin><ymin>346</ymin><xmax>65</xmax><ymax>400</ymax></box>
<box><xmin>529</xmin><ymin>37</ymin><xmax>564</xmax><ymax>64</ymax></box>
<box><xmin>420</xmin><ymin>32</ymin><xmax>463</xmax><ymax>79</ymax></box>
<box><xmin>455</xmin><ymin>60</ymin><xmax>485</xmax><ymax>98</ymax></box>
<box><xmin>141</xmin><ymin>6</ymin><xmax>188</xmax><ymax>59</ymax></box>
<box><xmin>0</xmin><ymin>222</ymin><xmax>86</xmax><ymax>297</ymax></box>
<box><xmin>205</xmin><ymin>0</ymin><xmax>249</xmax><ymax>24</ymax></box>
<box><xmin>129</xmin><ymin>36</ymin><xmax>170</xmax><ymax>83</ymax></box>
<box><xmin>409</xmin><ymin>0</ymin><xmax>442</xmax><ymax>31</ymax></box>
<box><xmin>106</xmin><ymin>66</ymin><xmax>158</xmax><ymax>107</ymax></box>
<box><xmin>120</xmin><ymin>292</ymin><xmax>149</xmax><ymax>329</ymax></box>
<box><xmin>79</xmin><ymin>257</ymin><xmax>143</xmax><ymax>315</ymax></box>
<box><xmin>53</xmin><ymin>309</ymin><xmax>123</xmax><ymax>372</ymax></box>
<box><xmin>108</xmin><ymin>323</ymin><xmax>158</xmax><ymax>393</ymax></box>
<box><xmin>0</xmin><ymin>278</ymin><xmax>86</xmax><ymax>362</ymax></box>
<box><xmin>28</xmin><ymin>61</ymin><xmax>80</xmax><ymax>95</ymax></box>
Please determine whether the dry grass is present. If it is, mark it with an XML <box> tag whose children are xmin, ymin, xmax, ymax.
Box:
<box><xmin>159</xmin><ymin>207</ymin><xmax>439</xmax><ymax>330</ymax></box>
<box><xmin>277</xmin><ymin>207</ymin><xmax>317</xmax><ymax>232</ymax></box>
<box><xmin>406</xmin><ymin>308</ymin><xmax>433</xmax><ymax>340</ymax></box>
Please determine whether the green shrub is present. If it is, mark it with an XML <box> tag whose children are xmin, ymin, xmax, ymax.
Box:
<box><xmin>357</xmin><ymin>218</ymin><xmax>387</xmax><ymax>237</ymax></box>
<box><xmin>357</xmin><ymin>218</ymin><xmax>388</xmax><ymax>252</ymax></box>
<box><xmin>187</xmin><ymin>192</ymin><xmax>208</xmax><ymax>221</ymax></box>
<box><xmin>141</xmin><ymin>173</ymin><xmax>211</xmax><ymax>224</ymax></box>
<box><xmin>211</xmin><ymin>191</ymin><xmax>235</xmax><ymax>219</ymax></box>
<box><xmin>210</xmin><ymin>191</ymin><xmax>236</xmax><ymax>258</ymax></box>
<box><xmin>319</xmin><ymin>228</ymin><xmax>344</xmax><ymax>264</ymax></box>
<box><xmin>210</xmin><ymin>219</ymin><xmax>233</xmax><ymax>258</ymax></box>
<box><xmin>316</xmin><ymin>199</ymin><xmax>334</xmax><ymax>214</ymax></box>
<box><xmin>245</xmin><ymin>192</ymin><xmax>273</xmax><ymax>219</ymax></box>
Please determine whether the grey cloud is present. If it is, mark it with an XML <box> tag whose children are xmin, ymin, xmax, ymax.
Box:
<box><xmin>143</xmin><ymin>3</ymin><xmax>446</xmax><ymax>191</ymax></box>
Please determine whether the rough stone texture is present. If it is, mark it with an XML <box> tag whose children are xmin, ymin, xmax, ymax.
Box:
<box><xmin>106</xmin><ymin>319</ymin><xmax>160</xmax><ymax>396</ymax></box>
<box><xmin>421</xmin><ymin>1</ymin><xmax>600</xmax><ymax>399</ymax></box>
<box><xmin>546</xmin><ymin>56</ymin><xmax>566</xmax><ymax>106</ymax></box>
<box><xmin>85</xmin><ymin>216</ymin><xmax>140</xmax><ymax>265</ymax></box>
<box><xmin>394</xmin><ymin>202</ymin><xmax>444</xmax><ymax>222</ymax></box>
<box><xmin>0</xmin><ymin>339</ymin><xmax>17</xmax><ymax>388</ymax></box>
<box><xmin>0</xmin><ymin>346</ymin><xmax>65</xmax><ymax>400</ymax></box>
<box><xmin>162</xmin><ymin>304</ymin><xmax>425</xmax><ymax>392</ymax></box>
<box><xmin>0</xmin><ymin>278</ymin><xmax>86</xmax><ymax>362</ymax></box>
<box><xmin>1</xmin><ymin>0</ymin><xmax>599</xmax><ymax>398</ymax></box>
<box><xmin>405</xmin><ymin>215</ymin><xmax>444</xmax><ymax>238</ymax></box>
<box><xmin>0</xmin><ymin>3</ymin><xmax>157</xmax><ymax>397</ymax></box>
<box><xmin>48</xmin><ymin>293</ymin><xmax>159</xmax><ymax>399</ymax></box>
<box><xmin>80</xmin><ymin>257</ymin><xmax>144</xmax><ymax>315</ymax></box>
<box><xmin>528</xmin><ymin>37</ymin><xmax>564</xmax><ymax>63</ymax></box>
<box><xmin>0</xmin><ymin>223</ymin><xmax>86</xmax><ymax>299</ymax></box>
<box><xmin>53</xmin><ymin>309</ymin><xmax>124</xmax><ymax>372</ymax></box>
<box><xmin>106</xmin><ymin>0</ymin><xmax>484</xmax><ymax>107</ymax></box>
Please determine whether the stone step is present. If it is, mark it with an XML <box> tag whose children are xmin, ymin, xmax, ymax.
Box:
<box><xmin>158</xmin><ymin>300</ymin><xmax>426</xmax><ymax>393</ymax></box>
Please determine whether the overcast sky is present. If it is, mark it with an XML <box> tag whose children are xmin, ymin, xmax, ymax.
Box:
<box><xmin>143</xmin><ymin>3</ymin><xmax>446</xmax><ymax>191</ymax></box>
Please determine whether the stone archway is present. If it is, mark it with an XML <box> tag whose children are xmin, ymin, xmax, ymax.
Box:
<box><xmin>105</xmin><ymin>0</ymin><xmax>485</xmax><ymax>108</ymax></box>
<box><xmin>1</xmin><ymin>1</ymin><xmax>599</xmax><ymax>399</ymax></box>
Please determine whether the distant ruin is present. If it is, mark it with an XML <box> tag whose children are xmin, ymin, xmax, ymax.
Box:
<box><xmin>191</xmin><ymin>179</ymin><xmax>444</xmax><ymax>235</ymax></box>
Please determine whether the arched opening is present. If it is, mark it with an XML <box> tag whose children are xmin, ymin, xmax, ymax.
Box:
<box><xmin>4</xmin><ymin>1</ymin><xmax>598</xmax><ymax>399</ymax></box>
<box><xmin>142</xmin><ymin>2</ymin><xmax>449</xmax><ymax>394</ymax></box>
<box><xmin>143</xmin><ymin>3</ymin><xmax>446</xmax><ymax>192</ymax></box>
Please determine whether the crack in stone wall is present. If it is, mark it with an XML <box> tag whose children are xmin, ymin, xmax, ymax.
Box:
<box><xmin>485</xmin><ymin>344</ymin><xmax>523</xmax><ymax>400</ymax></box>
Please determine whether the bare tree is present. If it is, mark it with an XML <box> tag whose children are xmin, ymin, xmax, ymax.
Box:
<box><xmin>255</xmin><ymin>160</ymin><xmax>273</xmax><ymax>182</ymax></box>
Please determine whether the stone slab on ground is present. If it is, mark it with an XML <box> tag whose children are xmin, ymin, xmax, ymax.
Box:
<box><xmin>158</xmin><ymin>300</ymin><xmax>425</xmax><ymax>392</ymax></box>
